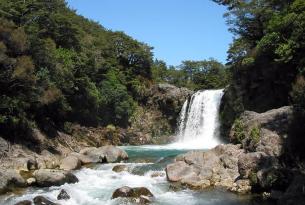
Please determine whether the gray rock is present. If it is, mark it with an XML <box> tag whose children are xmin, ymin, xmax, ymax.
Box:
<box><xmin>59</xmin><ymin>156</ymin><xmax>81</xmax><ymax>171</ymax></box>
<box><xmin>238</xmin><ymin>152</ymin><xmax>265</xmax><ymax>179</ymax></box>
<box><xmin>166</xmin><ymin>161</ymin><xmax>198</xmax><ymax>182</ymax></box>
<box><xmin>33</xmin><ymin>169</ymin><xmax>78</xmax><ymax>187</ymax></box>
<box><xmin>80</xmin><ymin>146</ymin><xmax>128</xmax><ymax>163</ymax></box>
<box><xmin>57</xmin><ymin>189</ymin><xmax>70</xmax><ymax>200</ymax></box>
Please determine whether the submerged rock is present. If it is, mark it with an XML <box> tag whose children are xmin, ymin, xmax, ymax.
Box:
<box><xmin>112</xmin><ymin>186</ymin><xmax>154</xmax><ymax>200</ymax></box>
<box><xmin>33</xmin><ymin>196</ymin><xmax>59</xmax><ymax>205</ymax></box>
<box><xmin>33</xmin><ymin>169</ymin><xmax>78</xmax><ymax>187</ymax></box>
<box><xmin>112</xmin><ymin>165</ymin><xmax>128</xmax><ymax>173</ymax></box>
<box><xmin>57</xmin><ymin>189</ymin><xmax>70</xmax><ymax>200</ymax></box>
<box><xmin>14</xmin><ymin>200</ymin><xmax>32</xmax><ymax>205</ymax></box>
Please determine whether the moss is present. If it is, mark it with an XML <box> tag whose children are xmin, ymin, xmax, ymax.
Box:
<box><xmin>232</xmin><ymin>118</ymin><xmax>246</xmax><ymax>143</ymax></box>
<box><xmin>249</xmin><ymin>171</ymin><xmax>258</xmax><ymax>185</ymax></box>
<box><xmin>249</xmin><ymin>126</ymin><xmax>261</xmax><ymax>144</ymax></box>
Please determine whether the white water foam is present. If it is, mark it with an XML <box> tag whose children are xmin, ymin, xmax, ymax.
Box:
<box><xmin>170</xmin><ymin>89</ymin><xmax>224</xmax><ymax>149</ymax></box>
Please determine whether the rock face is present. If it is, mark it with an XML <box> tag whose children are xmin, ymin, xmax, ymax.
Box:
<box><xmin>59</xmin><ymin>156</ymin><xmax>81</xmax><ymax>171</ymax></box>
<box><xmin>0</xmin><ymin>169</ymin><xmax>26</xmax><ymax>194</ymax></box>
<box><xmin>79</xmin><ymin>146</ymin><xmax>128</xmax><ymax>163</ymax></box>
<box><xmin>33</xmin><ymin>169</ymin><xmax>78</xmax><ymax>187</ymax></box>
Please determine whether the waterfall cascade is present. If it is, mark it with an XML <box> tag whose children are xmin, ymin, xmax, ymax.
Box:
<box><xmin>172</xmin><ymin>89</ymin><xmax>224</xmax><ymax>149</ymax></box>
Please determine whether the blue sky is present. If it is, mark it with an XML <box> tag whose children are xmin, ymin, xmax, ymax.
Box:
<box><xmin>66</xmin><ymin>0</ymin><xmax>232</xmax><ymax>66</ymax></box>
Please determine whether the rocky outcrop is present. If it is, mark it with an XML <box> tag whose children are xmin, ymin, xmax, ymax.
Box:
<box><xmin>33</xmin><ymin>169</ymin><xmax>78</xmax><ymax>187</ymax></box>
<box><xmin>14</xmin><ymin>200</ymin><xmax>32</xmax><ymax>205</ymax></box>
<box><xmin>79</xmin><ymin>145</ymin><xmax>128</xmax><ymax>163</ymax></box>
<box><xmin>128</xmin><ymin>83</ymin><xmax>193</xmax><ymax>145</ymax></box>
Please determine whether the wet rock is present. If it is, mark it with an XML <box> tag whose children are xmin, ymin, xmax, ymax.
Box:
<box><xmin>33</xmin><ymin>169</ymin><xmax>78</xmax><ymax>187</ymax></box>
<box><xmin>112</xmin><ymin>165</ymin><xmax>128</xmax><ymax>173</ymax></box>
<box><xmin>0</xmin><ymin>169</ymin><xmax>26</xmax><ymax>194</ymax></box>
<box><xmin>150</xmin><ymin>171</ymin><xmax>165</xmax><ymax>178</ymax></box>
<box><xmin>14</xmin><ymin>200</ymin><xmax>32</xmax><ymax>205</ymax></box>
<box><xmin>112</xmin><ymin>186</ymin><xmax>154</xmax><ymax>199</ymax></box>
<box><xmin>80</xmin><ymin>145</ymin><xmax>128</xmax><ymax>163</ymax></box>
<box><xmin>59</xmin><ymin>156</ymin><xmax>81</xmax><ymax>171</ymax></box>
<box><xmin>57</xmin><ymin>189</ymin><xmax>70</xmax><ymax>200</ymax></box>
<box><xmin>33</xmin><ymin>196</ymin><xmax>59</xmax><ymax>205</ymax></box>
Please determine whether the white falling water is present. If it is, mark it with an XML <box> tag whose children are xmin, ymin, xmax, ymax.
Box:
<box><xmin>171</xmin><ymin>89</ymin><xmax>224</xmax><ymax>149</ymax></box>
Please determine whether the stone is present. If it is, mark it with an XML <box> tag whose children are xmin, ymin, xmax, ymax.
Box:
<box><xmin>150</xmin><ymin>172</ymin><xmax>165</xmax><ymax>178</ymax></box>
<box><xmin>14</xmin><ymin>200</ymin><xmax>32</xmax><ymax>205</ymax></box>
<box><xmin>112</xmin><ymin>165</ymin><xmax>128</xmax><ymax>173</ymax></box>
<box><xmin>59</xmin><ymin>156</ymin><xmax>81</xmax><ymax>171</ymax></box>
<box><xmin>33</xmin><ymin>196</ymin><xmax>59</xmax><ymax>205</ymax></box>
<box><xmin>33</xmin><ymin>169</ymin><xmax>78</xmax><ymax>187</ymax></box>
<box><xmin>57</xmin><ymin>189</ymin><xmax>70</xmax><ymax>200</ymax></box>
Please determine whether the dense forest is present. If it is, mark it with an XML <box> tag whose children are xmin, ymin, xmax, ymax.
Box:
<box><xmin>0</xmin><ymin>0</ymin><xmax>228</xmax><ymax>141</ymax></box>
<box><xmin>214</xmin><ymin>0</ymin><xmax>305</xmax><ymax>158</ymax></box>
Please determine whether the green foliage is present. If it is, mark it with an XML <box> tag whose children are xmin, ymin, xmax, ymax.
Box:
<box><xmin>152</xmin><ymin>58</ymin><xmax>230</xmax><ymax>90</ymax></box>
<box><xmin>232</xmin><ymin>118</ymin><xmax>246</xmax><ymax>143</ymax></box>
<box><xmin>0</xmin><ymin>1</ymin><xmax>154</xmax><ymax>140</ymax></box>
<box><xmin>249</xmin><ymin>126</ymin><xmax>261</xmax><ymax>144</ymax></box>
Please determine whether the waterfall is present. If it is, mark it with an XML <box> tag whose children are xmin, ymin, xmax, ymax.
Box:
<box><xmin>173</xmin><ymin>89</ymin><xmax>224</xmax><ymax>149</ymax></box>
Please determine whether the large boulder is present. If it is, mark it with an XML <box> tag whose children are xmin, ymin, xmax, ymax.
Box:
<box><xmin>33</xmin><ymin>169</ymin><xmax>78</xmax><ymax>187</ymax></box>
<box><xmin>165</xmin><ymin>144</ymin><xmax>246</xmax><ymax>191</ymax></box>
<box><xmin>80</xmin><ymin>146</ymin><xmax>128</xmax><ymax>163</ymax></box>
<box><xmin>0</xmin><ymin>169</ymin><xmax>26</xmax><ymax>194</ymax></box>
<box><xmin>59</xmin><ymin>156</ymin><xmax>81</xmax><ymax>171</ymax></box>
